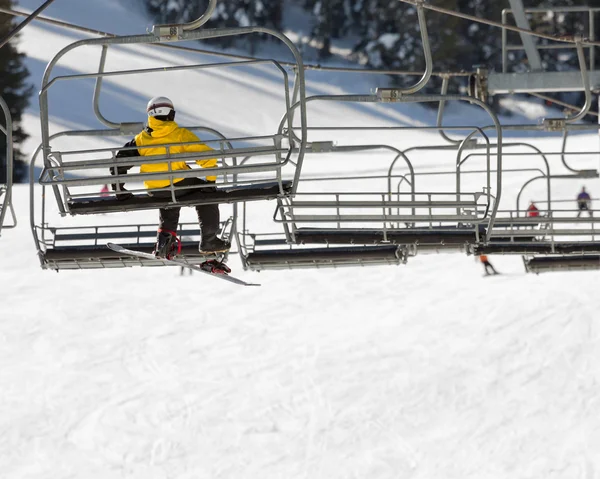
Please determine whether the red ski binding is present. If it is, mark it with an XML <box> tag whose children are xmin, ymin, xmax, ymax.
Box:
<box><xmin>200</xmin><ymin>260</ymin><xmax>231</xmax><ymax>275</ymax></box>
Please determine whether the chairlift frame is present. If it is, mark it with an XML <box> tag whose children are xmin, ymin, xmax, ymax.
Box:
<box><xmin>31</xmin><ymin>2</ymin><xmax>310</xmax><ymax>270</ymax></box>
<box><xmin>0</xmin><ymin>95</ymin><xmax>17</xmax><ymax>236</ymax></box>
<box><xmin>27</xmin><ymin>0</ymin><xmax>600</xmax><ymax>272</ymax></box>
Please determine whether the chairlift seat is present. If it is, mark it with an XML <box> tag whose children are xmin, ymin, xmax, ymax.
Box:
<box><xmin>67</xmin><ymin>181</ymin><xmax>292</xmax><ymax>215</ymax></box>
<box><xmin>492</xmin><ymin>221</ymin><xmax>541</xmax><ymax>229</ymax></box>
<box><xmin>294</xmin><ymin>227</ymin><xmax>479</xmax><ymax>246</ymax></box>
<box><xmin>486</xmin><ymin>235</ymin><xmax>537</xmax><ymax>243</ymax></box>
<box><xmin>475</xmin><ymin>241</ymin><xmax>600</xmax><ymax>255</ymax></box>
<box><xmin>525</xmin><ymin>255</ymin><xmax>600</xmax><ymax>274</ymax></box>
<box><xmin>42</xmin><ymin>242</ymin><xmax>213</xmax><ymax>270</ymax></box>
<box><xmin>245</xmin><ymin>245</ymin><xmax>405</xmax><ymax>265</ymax></box>
<box><xmin>38</xmin><ymin>222</ymin><xmax>226</xmax><ymax>270</ymax></box>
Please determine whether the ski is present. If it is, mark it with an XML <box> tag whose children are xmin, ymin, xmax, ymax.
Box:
<box><xmin>107</xmin><ymin>242</ymin><xmax>260</xmax><ymax>287</ymax></box>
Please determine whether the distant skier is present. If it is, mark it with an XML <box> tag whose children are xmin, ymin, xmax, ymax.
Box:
<box><xmin>110</xmin><ymin>96</ymin><xmax>230</xmax><ymax>259</ymax></box>
<box><xmin>479</xmin><ymin>254</ymin><xmax>499</xmax><ymax>276</ymax></box>
<box><xmin>576</xmin><ymin>186</ymin><xmax>592</xmax><ymax>217</ymax></box>
<box><xmin>527</xmin><ymin>201</ymin><xmax>539</xmax><ymax>217</ymax></box>
<box><xmin>100</xmin><ymin>184</ymin><xmax>110</xmax><ymax>197</ymax></box>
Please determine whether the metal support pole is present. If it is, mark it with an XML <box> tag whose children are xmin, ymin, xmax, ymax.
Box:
<box><xmin>590</xmin><ymin>10</ymin><xmax>596</xmax><ymax>70</ymax></box>
<box><xmin>93</xmin><ymin>46</ymin><xmax>120</xmax><ymax>129</ymax></box>
<box><xmin>436</xmin><ymin>77</ymin><xmax>461</xmax><ymax>145</ymax></box>
<box><xmin>0</xmin><ymin>0</ymin><xmax>56</xmax><ymax>49</ymax></box>
<box><xmin>0</xmin><ymin>96</ymin><xmax>14</xmax><ymax>235</ymax></box>
<box><xmin>508</xmin><ymin>0</ymin><xmax>542</xmax><ymax>71</ymax></box>
<box><xmin>502</xmin><ymin>9</ymin><xmax>508</xmax><ymax>73</ymax></box>
<box><xmin>565</xmin><ymin>42</ymin><xmax>593</xmax><ymax>123</ymax></box>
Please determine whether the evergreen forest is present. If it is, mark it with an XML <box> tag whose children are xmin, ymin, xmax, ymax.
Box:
<box><xmin>145</xmin><ymin>0</ymin><xmax>599</xmax><ymax>113</ymax></box>
<box><xmin>0</xmin><ymin>0</ymin><xmax>32</xmax><ymax>183</ymax></box>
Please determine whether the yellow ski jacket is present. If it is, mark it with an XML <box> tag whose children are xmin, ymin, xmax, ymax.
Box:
<box><xmin>127</xmin><ymin>117</ymin><xmax>217</xmax><ymax>189</ymax></box>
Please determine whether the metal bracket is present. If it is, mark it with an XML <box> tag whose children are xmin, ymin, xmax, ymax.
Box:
<box><xmin>461</xmin><ymin>139</ymin><xmax>480</xmax><ymax>150</ymax></box>
<box><xmin>468</xmin><ymin>67</ymin><xmax>488</xmax><ymax>102</ymax></box>
<box><xmin>376</xmin><ymin>88</ymin><xmax>404</xmax><ymax>102</ymax></box>
<box><xmin>151</xmin><ymin>25</ymin><xmax>184</xmax><ymax>41</ymax></box>
<box><xmin>542</xmin><ymin>118</ymin><xmax>566</xmax><ymax>131</ymax></box>
<box><xmin>310</xmin><ymin>141</ymin><xmax>334</xmax><ymax>153</ymax></box>
<box><xmin>578</xmin><ymin>169</ymin><xmax>599</xmax><ymax>179</ymax></box>
<box><xmin>151</xmin><ymin>0</ymin><xmax>216</xmax><ymax>39</ymax></box>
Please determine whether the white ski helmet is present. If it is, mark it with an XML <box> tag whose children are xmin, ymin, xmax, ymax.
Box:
<box><xmin>146</xmin><ymin>96</ymin><xmax>175</xmax><ymax>118</ymax></box>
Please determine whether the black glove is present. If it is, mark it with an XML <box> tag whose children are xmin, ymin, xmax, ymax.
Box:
<box><xmin>111</xmin><ymin>184</ymin><xmax>133</xmax><ymax>201</ymax></box>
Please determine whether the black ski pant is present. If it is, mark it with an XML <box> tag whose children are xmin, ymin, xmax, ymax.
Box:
<box><xmin>151</xmin><ymin>177</ymin><xmax>220</xmax><ymax>240</ymax></box>
<box><xmin>483</xmin><ymin>261</ymin><xmax>497</xmax><ymax>275</ymax></box>
<box><xmin>577</xmin><ymin>203</ymin><xmax>593</xmax><ymax>217</ymax></box>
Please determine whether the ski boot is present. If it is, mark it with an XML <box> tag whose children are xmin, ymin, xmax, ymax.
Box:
<box><xmin>199</xmin><ymin>235</ymin><xmax>231</xmax><ymax>254</ymax></box>
<box><xmin>153</xmin><ymin>230</ymin><xmax>180</xmax><ymax>259</ymax></box>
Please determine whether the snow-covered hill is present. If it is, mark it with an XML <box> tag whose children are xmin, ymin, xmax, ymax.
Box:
<box><xmin>2</xmin><ymin>2</ymin><xmax>600</xmax><ymax>478</ymax></box>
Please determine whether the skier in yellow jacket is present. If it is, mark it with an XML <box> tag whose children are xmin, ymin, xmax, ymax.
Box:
<box><xmin>111</xmin><ymin>96</ymin><xmax>230</xmax><ymax>258</ymax></box>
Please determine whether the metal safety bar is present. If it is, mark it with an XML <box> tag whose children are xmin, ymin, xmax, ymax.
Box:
<box><xmin>0</xmin><ymin>95</ymin><xmax>16</xmax><ymax>236</ymax></box>
<box><xmin>0</xmin><ymin>0</ymin><xmax>55</xmax><ymax>49</ymax></box>
<box><xmin>38</xmin><ymin>137</ymin><xmax>291</xmax><ymax>215</ymax></box>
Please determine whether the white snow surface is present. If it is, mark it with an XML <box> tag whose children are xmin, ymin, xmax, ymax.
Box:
<box><xmin>3</xmin><ymin>1</ymin><xmax>600</xmax><ymax>478</ymax></box>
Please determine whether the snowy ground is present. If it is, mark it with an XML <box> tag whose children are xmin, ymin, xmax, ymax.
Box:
<box><xmin>2</xmin><ymin>1</ymin><xmax>600</xmax><ymax>478</ymax></box>
<box><xmin>4</xmin><ymin>183</ymin><xmax>600</xmax><ymax>479</ymax></box>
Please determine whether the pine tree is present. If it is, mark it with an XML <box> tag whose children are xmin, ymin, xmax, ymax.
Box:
<box><xmin>347</xmin><ymin>0</ymin><xmax>467</xmax><ymax>91</ymax></box>
<box><xmin>144</xmin><ymin>0</ymin><xmax>283</xmax><ymax>53</ymax></box>
<box><xmin>503</xmin><ymin>1</ymin><xmax>594</xmax><ymax>118</ymax></box>
<box><xmin>0</xmin><ymin>0</ymin><xmax>32</xmax><ymax>183</ymax></box>
<box><xmin>311</xmin><ymin>0</ymin><xmax>350</xmax><ymax>58</ymax></box>
<box><xmin>349</xmin><ymin>1</ymin><xmax>417</xmax><ymax>71</ymax></box>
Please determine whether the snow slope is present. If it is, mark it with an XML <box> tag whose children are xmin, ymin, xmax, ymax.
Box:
<box><xmin>2</xmin><ymin>2</ymin><xmax>600</xmax><ymax>478</ymax></box>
